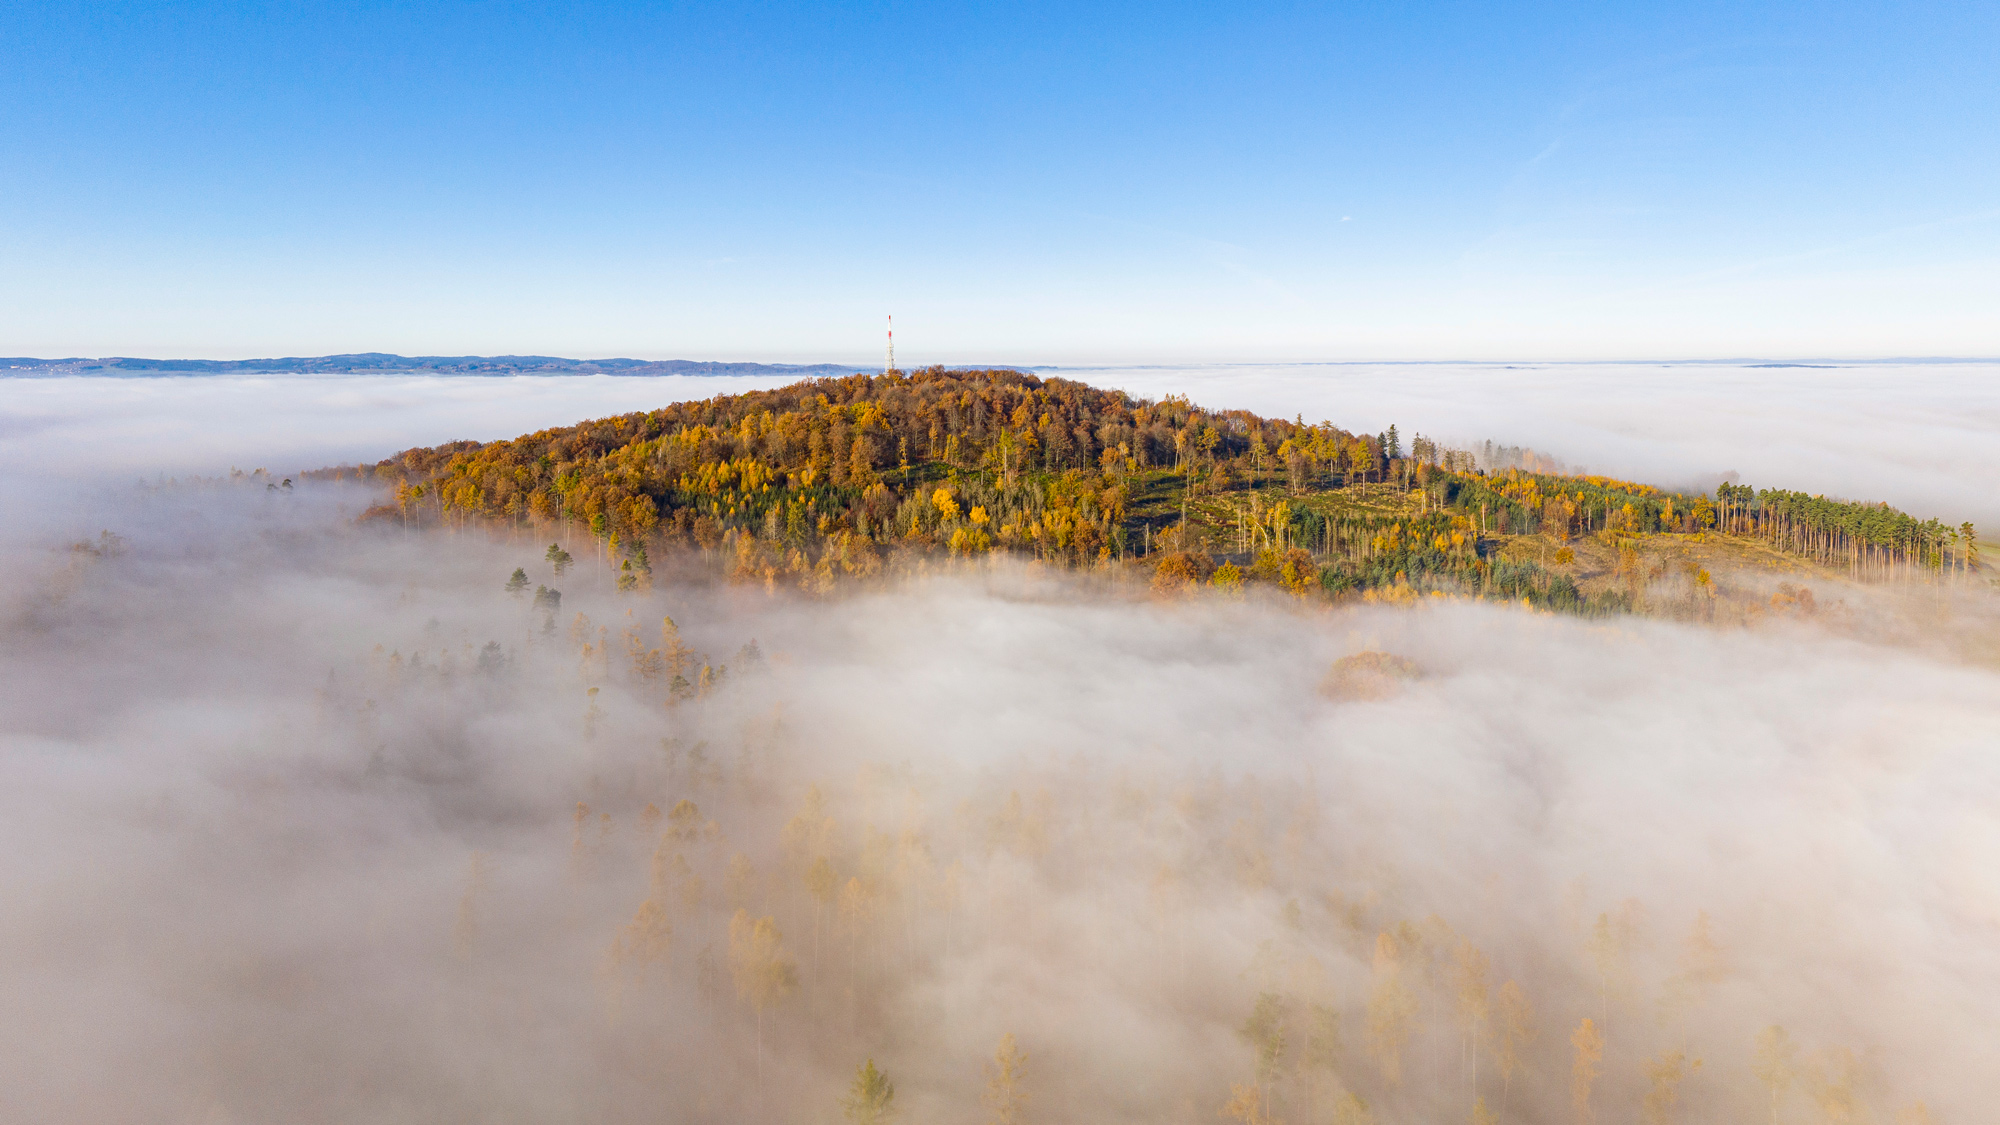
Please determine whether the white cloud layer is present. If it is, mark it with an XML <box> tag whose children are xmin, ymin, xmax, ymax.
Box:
<box><xmin>6</xmin><ymin>361</ymin><xmax>1994</xmax><ymax>531</ymax></box>
<box><xmin>0</xmin><ymin>484</ymin><xmax>1994</xmax><ymax>1122</ymax></box>
<box><xmin>0</xmin><ymin>360</ymin><xmax>1996</xmax><ymax>1121</ymax></box>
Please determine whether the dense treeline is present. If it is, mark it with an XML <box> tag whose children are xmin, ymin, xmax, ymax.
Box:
<box><xmin>314</xmin><ymin>368</ymin><xmax>1978</xmax><ymax>608</ymax></box>
<box><xmin>1714</xmin><ymin>484</ymin><xmax>1977</xmax><ymax>581</ymax></box>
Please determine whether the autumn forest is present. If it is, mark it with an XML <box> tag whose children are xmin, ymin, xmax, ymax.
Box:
<box><xmin>267</xmin><ymin>369</ymin><xmax>1990</xmax><ymax>1123</ymax></box>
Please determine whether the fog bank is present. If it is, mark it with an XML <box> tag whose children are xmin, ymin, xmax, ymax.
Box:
<box><xmin>1078</xmin><ymin>360</ymin><xmax>2000</xmax><ymax>533</ymax></box>
<box><xmin>6</xmin><ymin>361</ymin><xmax>1996</xmax><ymax>536</ymax></box>
<box><xmin>1</xmin><ymin>480</ymin><xmax>1995</xmax><ymax>1123</ymax></box>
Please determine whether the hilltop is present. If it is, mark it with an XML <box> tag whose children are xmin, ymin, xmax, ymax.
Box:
<box><xmin>314</xmin><ymin>367</ymin><xmax>1985</xmax><ymax>618</ymax></box>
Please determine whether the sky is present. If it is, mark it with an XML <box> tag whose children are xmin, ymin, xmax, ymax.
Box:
<box><xmin>3</xmin><ymin>0</ymin><xmax>1997</xmax><ymax>362</ymax></box>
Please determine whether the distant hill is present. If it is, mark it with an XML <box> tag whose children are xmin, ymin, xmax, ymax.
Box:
<box><xmin>0</xmin><ymin>353</ymin><xmax>861</xmax><ymax>377</ymax></box>
<box><xmin>310</xmin><ymin>367</ymin><xmax>1977</xmax><ymax>616</ymax></box>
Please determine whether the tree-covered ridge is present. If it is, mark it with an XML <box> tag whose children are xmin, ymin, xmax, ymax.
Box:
<box><xmin>319</xmin><ymin>367</ymin><xmax>1981</xmax><ymax>609</ymax></box>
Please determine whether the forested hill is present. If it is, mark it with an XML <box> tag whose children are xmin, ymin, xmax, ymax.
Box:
<box><xmin>315</xmin><ymin>367</ymin><xmax>1984</xmax><ymax>616</ymax></box>
<box><xmin>2</xmin><ymin>354</ymin><xmax>855</xmax><ymax>377</ymax></box>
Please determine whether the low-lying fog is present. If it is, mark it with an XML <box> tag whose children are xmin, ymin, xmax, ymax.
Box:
<box><xmin>5</xmin><ymin>359</ymin><xmax>1995</xmax><ymax>527</ymax></box>
<box><xmin>1</xmin><ymin>369</ymin><xmax>1996</xmax><ymax>1124</ymax></box>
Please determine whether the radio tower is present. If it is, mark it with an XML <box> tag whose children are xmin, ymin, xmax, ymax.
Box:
<box><xmin>885</xmin><ymin>315</ymin><xmax>895</xmax><ymax>374</ymax></box>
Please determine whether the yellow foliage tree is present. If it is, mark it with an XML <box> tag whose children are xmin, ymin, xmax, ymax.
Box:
<box><xmin>805</xmin><ymin>856</ymin><xmax>839</xmax><ymax>973</ymax></box>
<box><xmin>1805</xmin><ymin>1047</ymin><xmax>1861</xmax><ymax>1125</ymax></box>
<box><xmin>983</xmin><ymin>1033</ymin><xmax>1028</xmax><ymax>1125</ymax></box>
<box><xmin>728</xmin><ymin>909</ymin><xmax>799</xmax><ymax>1078</ymax></box>
<box><xmin>1571</xmin><ymin>1018</ymin><xmax>1603</xmax><ymax>1125</ymax></box>
<box><xmin>1453</xmin><ymin>939</ymin><xmax>1492</xmax><ymax>1094</ymax></box>
<box><xmin>1366</xmin><ymin>932</ymin><xmax>1417</xmax><ymax>1088</ymax></box>
<box><xmin>1329</xmin><ymin>1091</ymin><xmax>1375</xmax><ymax>1125</ymax></box>
<box><xmin>1495</xmin><ymin>980</ymin><xmax>1536</xmax><ymax>1116</ymax></box>
<box><xmin>608</xmin><ymin>898</ymin><xmax>674</xmax><ymax>982</ymax></box>
<box><xmin>1752</xmin><ymin>1025</ymin><xmax>1796</xmax><ymax>1125</ymax></box>
<box><xmin>1642</xmin><ymin>1050</ymin><xmax>1701</xmax><ymax>1125</ymax></box>
<box><xmin>843</xmin><ymin>1059</ymin><xmax>897</xmax><ymax>1125</ymax></box>
<box><xmin>1221</xmin><ymin>1083</ymin><xmax>1270</xmax><ymax>1125</ymax></box>
<box><xmin>782</xmin><ymin>785</ymin><xmax>836</xmax><ymax>872</ymax></box>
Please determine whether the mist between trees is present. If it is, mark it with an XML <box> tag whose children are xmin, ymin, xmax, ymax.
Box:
<box><xmin>1</xmin><ymin>482</ymin><xmax>1994</xmax><ymax>1125</ymax></box>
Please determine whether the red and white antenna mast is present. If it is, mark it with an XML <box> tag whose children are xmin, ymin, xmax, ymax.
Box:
<box><xmin>885</xmin><ymin>314</ymin><xmax>895</xmax><ymax>374</ymax></box>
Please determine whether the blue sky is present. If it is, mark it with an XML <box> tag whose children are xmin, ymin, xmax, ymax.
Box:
<box><xmin>3</xmin><ymin>0</ymin><xmax>1996</xmax><ymax>361</ymax></box>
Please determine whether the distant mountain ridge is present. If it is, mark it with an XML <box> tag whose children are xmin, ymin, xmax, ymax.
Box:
<box><xmin>0</xmin><ymin>353</ymin><xmax>862</xmax><ymax>377</ymax></box>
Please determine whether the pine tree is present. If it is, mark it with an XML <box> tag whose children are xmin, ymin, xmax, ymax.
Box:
<box><xmin>983</xmin><ymin>1033</ymin><xmax>1029</xmax><ymax>1125</ymax></box>
<box><xmin>842</xmin><ymin>1059</ymin><xmax>896</xmax><ymax>1125</ymax></box>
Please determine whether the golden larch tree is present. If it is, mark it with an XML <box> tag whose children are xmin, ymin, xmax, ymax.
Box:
<box><xmin>1642</xmin><ymin>1050</ymin><xmax>1701</xmax><ymax>1125</ymax></box>
<box><xmin>1805</xmin><ymin>1047</ymin><xmax>1860</xmax><ymax>1125</ymax></box>
<box><xmin>805</xmin><ymin>856</ymin><xmax>839</xmax><ymax>973</ymax></box>
<box><xmin>726</xmin><ymin>853</ymin><xmax>758</xmax><ymax>911</ymax></box>
<box><xmin>1366</xmin><ymin>931</ymin><xmax>1417</xmax><ymax>1088</ymax></box>
<box><xmin>728</xmin><ymin>910</ymin><xmax>798</xmax><ymax>1078</ymax></box>
<box><xmin>983</xmin><ymin>1032</ymin><xmax>1029</xmax><ymax>1125</ymax></box>
<box><xmin>837</xmin><ymin>875</ymin><xmax>874</xmax><ymax>987</ymax></box>
<box><xmin>1571</xmin><ymin>1018</ymin><xmax>1603</xmax><ymax>1125</ymax></box>
<box><xmin>666</xmin><ymin>798</ymin><xmax>703</xmax><ymax>841</ymax></box>
<box><xmin>608</xmin><ymin>898</ymin><xmax>673</xmax><ymax>982</ymax></box>
<box><xmin>782</xmin><ymin>784</ymin><xmax>836</xmax><ymax>872</ymax></box>
<box><xmin>1586</xmin><ymin>914</ymin><xmax>1615</xmax><ymax>1022</ymax></box>
<box><xmin>1221</xmin><ymin>1083</ymin><xmax>1270</xmax><ymax>1125</ymax></box>
<box><xmin>1495</xmin><ymin>979</ymin><xmax>1535</xmax><ymax>1117</ymax></box>
<box><xmin>1660</xmin><ymin>911</ymin><xmax>1727</xmax><ymax>1033</ymax></box>
<box><xmin>1752</xmin><ymin>1025</ymin><xmax>1796</xmax><ymax>1125</ymax></box>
